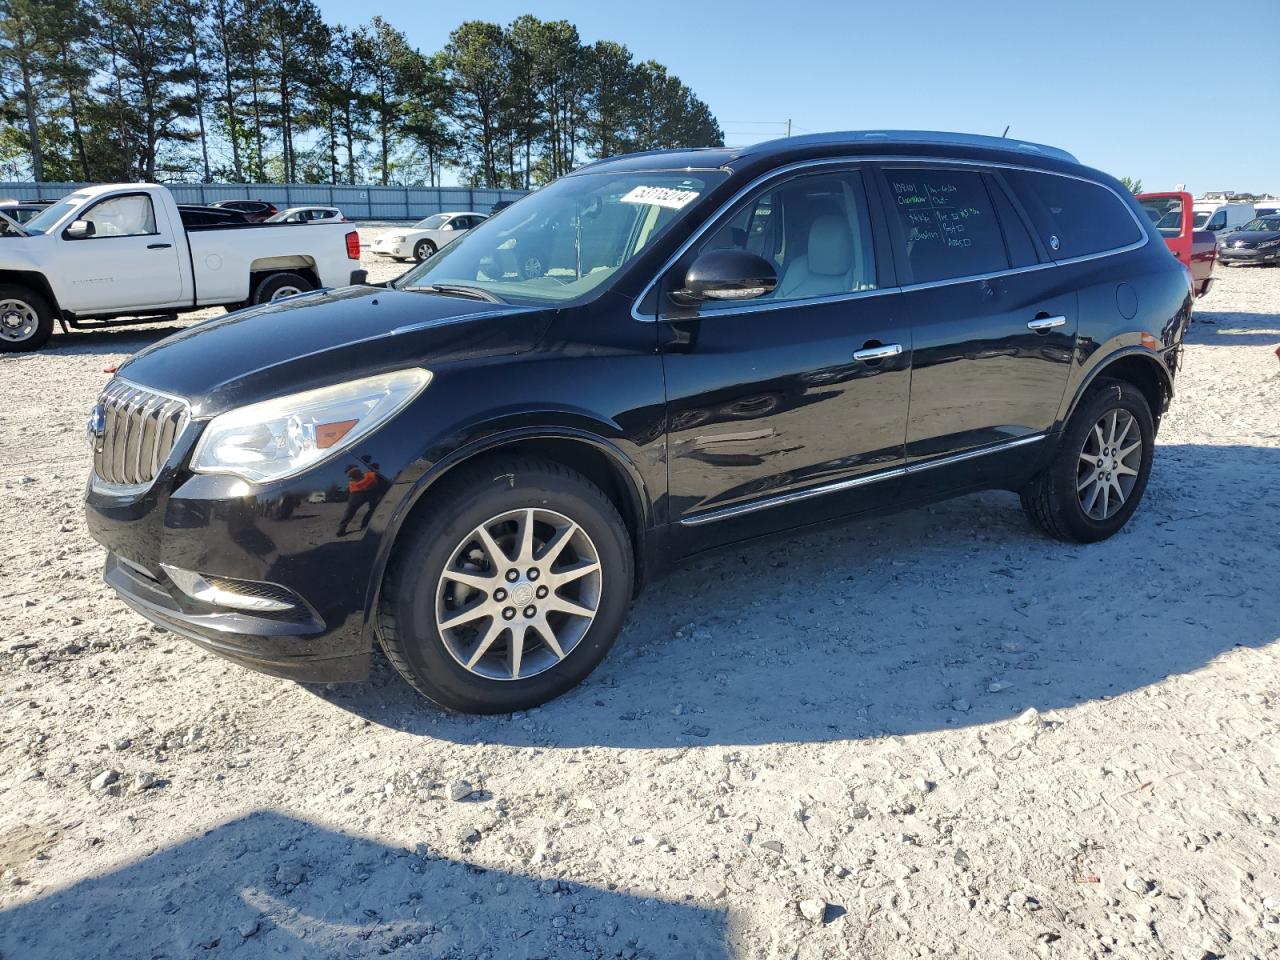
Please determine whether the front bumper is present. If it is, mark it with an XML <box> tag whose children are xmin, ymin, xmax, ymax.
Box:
<box><xmin>371</xmin><ymin>240</ymin><xmax>409</xmax><ymax>258</ymax></box>
<box><xmin>84</xmin><ymin>456</ymin><xmax>406</xmax><ymax>683</ymax></box>
<box><xmin>1218</xmin><ymin>247</ymin><xmax>1279</xmax><ymax>264</ymax></box>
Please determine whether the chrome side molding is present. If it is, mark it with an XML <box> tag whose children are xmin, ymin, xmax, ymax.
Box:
<box><xmin>679</xmin><ymin>433</ymin><xmax>1046</xmax><ymax>526</ymax></box>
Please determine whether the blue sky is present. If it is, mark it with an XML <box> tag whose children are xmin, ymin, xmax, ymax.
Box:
<box><xmin>314</xmin><ymin>0</ymin><xmax>1279</xmax><ymax>194</ymax></box>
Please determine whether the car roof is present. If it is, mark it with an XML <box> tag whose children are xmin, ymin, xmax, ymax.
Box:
<box><xmin>570</xmin><ymin>130</ymin><xmax>1081</xmax><ymax>176</ymax></box>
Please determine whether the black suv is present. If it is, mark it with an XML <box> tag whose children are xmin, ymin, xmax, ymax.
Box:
<box><xmin>85</xmin><ymin>131</ymin><xmax>1191</xmax><ymax>713</ymax></box>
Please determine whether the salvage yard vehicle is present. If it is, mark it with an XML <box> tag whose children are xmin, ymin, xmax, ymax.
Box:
<box><xmin>209</xmin><ymin>198</ymin><xmax>278</xmax><ymax>222</ymax></box>
<box><xmin>1138</xmin><ymin>190</ymin><xmax>1216</xmax><ymax>296</ymax></box>
<box><xmin>1193</xmin><ymin>200</ymin><xmax>1255</xmax><ymax>235</ymax></box>
<box><xmin>1215</xmin><ymin>215</ymin><xmax>1280</xmax><ymax>267</ymax></box>
<box><xmin>85</xmin><ymin>131</ymin><xmax>1191</xmax><ymax>713</ymax></box>
<box><xmin>370</xmin><ymin>211</ymin><xmax>487</xmax><ymax>262</ymax></box>
<box><xmin>267</xmin><ymin>206</ymin><xmax>346</xmax><ymax>223</ymax></box>
<box><xmin>0</xmin><ymin>183</ymin><xmax>364</xmax><ymax>351</ymax></box>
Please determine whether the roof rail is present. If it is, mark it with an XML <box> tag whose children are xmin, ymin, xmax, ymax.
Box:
<box><xmin>741</xmin><ymin>130</ymin><xmax>1079</xmax><ymax>164</ymax></box>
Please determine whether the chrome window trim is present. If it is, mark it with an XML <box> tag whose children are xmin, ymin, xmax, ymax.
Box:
<box><xmin>632</xmin><ymin>155</ymin><xmax>1149</xmax><ymax>322</ymax></box>
<box><xmin>679</xmin><ymin>433</ymin><xmax>1045</xmax><ymax>526</ymax></box>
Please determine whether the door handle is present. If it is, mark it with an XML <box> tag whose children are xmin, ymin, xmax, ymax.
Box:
<box><xmin>1027</xmin><ymin>315</ymin><xmax>1067</xmax><ymax>331</ymax></box>
<box><xmin>147</xmin><ymin>242</ymin><xmax>172</xmax><ymax>250</ymax></box>
<box><xmin>852</xmin><ymin>343</ymin><xmax>903</xmax><ymax>362</ymax></box>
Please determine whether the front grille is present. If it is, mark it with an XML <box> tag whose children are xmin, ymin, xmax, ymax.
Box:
<box><xmin>93</xmin><ymin>379</ymin><xmax>190</xmax><ymax>487</ymax></box>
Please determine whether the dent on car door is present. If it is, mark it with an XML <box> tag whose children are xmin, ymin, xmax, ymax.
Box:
<box><xmin>659</xmin><ymin>166</ymin><xmax>912</xmax><ymax>545</ymax></box>
<box><xmin>876</xmin><ymin>164</ymin><xmax>1076</xmax><ymax>472</ymax></box>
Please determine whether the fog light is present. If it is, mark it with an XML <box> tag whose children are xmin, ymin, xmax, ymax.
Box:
<box><xmin>161</xmin><ymin>564</ymin><xmax>296</xmax><ymax>613</ymax></box>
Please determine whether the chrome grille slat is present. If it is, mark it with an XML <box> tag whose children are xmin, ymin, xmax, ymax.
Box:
<box><xmin>91</xmin><ymin>380</ymin><xmax>190</xmax><ymax>490</ymax></box>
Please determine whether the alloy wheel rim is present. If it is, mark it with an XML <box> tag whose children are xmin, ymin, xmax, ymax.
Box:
<box><xmin>0</xmin><ymin>298</ymin><xmax>37</xmax><ymax>342</ymax></box>
<box><xmin>270</xmin><ymin>285</ymin><xmax>303</xmax><ymax>301</ymax></box>
<box><xmin>1077</xmin><ymin>408</ymin><xmax>1142</xmax><ymax>520</ymax></box>
<box><xmin>435</xmin><ymin>508</ymin><xmax>602</xmax><ymax>681</ymax></box>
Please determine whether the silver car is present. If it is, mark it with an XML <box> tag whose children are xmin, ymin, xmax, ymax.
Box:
<box><xmin>371</xmin><ymin>211</ymin><xmax>488</xmax><ymax>262</ymax></box>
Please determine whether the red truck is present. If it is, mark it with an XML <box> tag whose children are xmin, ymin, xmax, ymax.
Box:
<box><xmin>1138</xmin><ymin>191</ymin><xmax>1215</xmax><ymax>297</ymax></box>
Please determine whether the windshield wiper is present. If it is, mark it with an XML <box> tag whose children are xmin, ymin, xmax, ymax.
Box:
<box><xmin>412</xmin><ymin>283</ymin><xmax>504</xmax><ymax>304</ymax></box>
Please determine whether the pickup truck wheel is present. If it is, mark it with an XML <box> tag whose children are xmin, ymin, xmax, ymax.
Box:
<box><xmin>378</xmin><ymin>457</ymin><xmax>634</xmax><ymax>713</ymax></box>
<box><xmin>1020</xmin><ymin>378</ymin><xmax>1154</xmax><ymax>543</ymax></box>
<box><xmin>0</xmin><ymin>284</ymin><xmax>54</xmax><ymax>353</ymax></box>
<box><xmin>252</xmin><ymin>272</ymin><xmax>313</xmax><ymax>305</ymax></box>
<box><xmin>413</xmin><ymin>240</ymin><xmax>436</xmax><ymax>262</ymax></box>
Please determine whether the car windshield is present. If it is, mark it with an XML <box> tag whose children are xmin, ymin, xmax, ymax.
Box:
<box><xmin>413</xmin><ymin>214</ymin><xmax>450</xmax><ymax>230</ymax></box>
<box><xmin>393</xmin><ymin>171</ymin><xmax>725</xmax><ymax>305</ymax></box>
<box><xmin>1241</xmin><ymin>217</ymin><xmax>1280</xmax><ymax>232</ymax></box>
<box><xmin>22</xmin><ymin>195</ymin><xmax>86</xmax><ymax>235</ymax></box>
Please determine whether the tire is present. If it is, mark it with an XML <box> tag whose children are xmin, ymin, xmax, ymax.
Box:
<box><xmin>1020</xmin><ymin>378</ymin><xmax>1155</xmax><ymax>543</ymax></box>
<box><xmin>413</xmin><ymin>239</ymin><xmax>436</xmax><ymax>262</ymax></box>
<box><xmin>251</xmin><ymin>271</ymin><xmax>313</xmax><ymax>305</ymax></box>
<box><xmin>379</xmin><ymin>457</ymin><xmax>634</xmax><ymax>713</ymax></box>
<box><xmin>0</xmin><ymin>283</ymin><xmax>54</xmax><ymax>353</ymax></box>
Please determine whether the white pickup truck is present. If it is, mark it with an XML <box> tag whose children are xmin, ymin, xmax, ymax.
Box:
<box><xmin>0</xmin><ymin>183</ymin><xmax>365</xmax><ymax>352</ymax></box>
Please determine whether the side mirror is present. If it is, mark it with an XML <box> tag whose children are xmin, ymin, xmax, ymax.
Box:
<box><xmin>676</xmin><ymin>250</ymin><xmax>778</xmax><ymax>303</ymax></box>
<box><xmin>64</xmin><ymin>219</ymin><xmax>95</xmax><ymax>240</ymax></box>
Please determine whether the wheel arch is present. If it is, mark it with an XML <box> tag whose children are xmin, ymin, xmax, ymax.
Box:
<box><xmin>0</xmin><ymin>269</ymin><xmax>61</xmax><ymax>315</ymax></box>
<box><xmin>1062</xmin><ymin>348</ymin><xmax>1173</xmax><ymax>432</ymax></box>
<box><xmin>362</xmin><ymin>428</ymin><xmax>654</xmax><ymax>642</ymax></box>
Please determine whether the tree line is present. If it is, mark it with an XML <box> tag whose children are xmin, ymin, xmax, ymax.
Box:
<box><xmin>0</xmin><ymin>1</ymin><xmax>724</xmax><ymax>188</ymax></box>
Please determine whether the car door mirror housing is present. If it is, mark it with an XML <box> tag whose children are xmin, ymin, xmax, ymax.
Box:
<box><xmin>64</xmin><ymin>219</ymin><xmax>96</xmax><ymax>240</ymax></box>
<box><xmin>676</xmin><ymin>250</ymin><xmax>778</xmax><ymax>303</ymax></box>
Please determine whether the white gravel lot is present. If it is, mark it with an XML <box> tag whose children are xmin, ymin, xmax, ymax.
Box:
<box><xmin>1</xmin><ymin>230</ymin><xmax>1278</xmax><ymax>960</ymax></box>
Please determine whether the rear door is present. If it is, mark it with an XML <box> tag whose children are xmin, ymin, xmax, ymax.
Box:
<box><xmin>874</xmin><ymin>164</ymin><xmax>1077</xmax><ymax>476</ymax></box>
<box><xmin>659</xmin><ymin>164</ymin><xmax>912</xmax><ymax>545</ymax></box>
<box><xmin>55</xmin><ymin>192</ymin><xmax>185</xmax><ymax>313</ymax></box>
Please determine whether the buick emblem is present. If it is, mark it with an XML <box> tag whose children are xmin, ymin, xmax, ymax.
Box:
<box><xmin>86</xmin><ymin>404</ymin><xmax>106</xmax><ymax>450</ymax></box>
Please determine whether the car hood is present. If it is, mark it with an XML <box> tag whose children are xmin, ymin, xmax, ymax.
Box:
<box><xmin>1220</xmin><ymin>230</ymin><xmax>1280</xmax><ymax>244</ymax></box>
<box><xmin>117</xmin><ymin>285</ymin><xmax>548</xmax><ymax>416</ymax></box>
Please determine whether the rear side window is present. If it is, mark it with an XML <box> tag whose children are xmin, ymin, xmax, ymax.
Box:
<box><xmin>1007</xmin><ymin>171</ymin><xmax>1142</xmax><ymax>258</ymax></box>
<box><xmin>882</xmin><ymin>168</ymin><xmax>1008</xmax><ymax>283</ymax></box>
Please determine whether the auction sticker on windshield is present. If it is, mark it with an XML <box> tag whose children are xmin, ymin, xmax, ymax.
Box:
<box><xmin>619</xmin><ymin>185</ymin><xmax>700</xmax><ymax>209</ymax></box>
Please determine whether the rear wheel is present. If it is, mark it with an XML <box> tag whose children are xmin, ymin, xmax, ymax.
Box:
<box><xmin>0</xmin><ymin>284</ymin><xmax>54</xmax><ymax>353</ymax></box>
<box><xmin>379</xmin><ymin>458</ymin><xmax>634</xmax><ymax>713</ymax></box>
<box><xmin>413</xmin><ymin>239</ymin><xmax>436</xmax><ymax>262</ymax></box>
<box><xmin>1020</xmin><ymin>379</ymin><xmax>1155</xmax><ymax>543</ymax></box>
<box><xmin>252</xmin><ymin>271</ymin><xmax>313</xmax><ymax>305</ymax></box>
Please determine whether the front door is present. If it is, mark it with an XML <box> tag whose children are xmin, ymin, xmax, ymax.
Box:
<box><xmin>658</xmin><ymin>167</ymin><xmax>911</xmax><ymax>548</ymax></box>
<box><xmin>874</xmin><ymin>165</ymin><xmax>1076</xmax><ymax>470</ymax></box>
<box><xmin>56</xmin><ymin>192</ymin><xmax>184</xmax><ymax>314</ymax></box>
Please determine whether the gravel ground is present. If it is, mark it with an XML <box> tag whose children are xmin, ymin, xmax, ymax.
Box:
<box><xmin>1</xmin><ymin>232</ymin><xmax>1278</xmax><ymax>960</ymax></box>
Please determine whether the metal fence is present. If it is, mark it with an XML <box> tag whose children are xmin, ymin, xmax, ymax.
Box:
<box><xmin>0</xmin><ymin>181</ymin><xmax>529</xmax><ymax>220</ymax></box>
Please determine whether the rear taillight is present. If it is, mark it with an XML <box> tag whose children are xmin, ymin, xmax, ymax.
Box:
<box><xmin>345</xmin><ymin>231</ymin><xmax>360</xmax><ymax>260</ymax></box>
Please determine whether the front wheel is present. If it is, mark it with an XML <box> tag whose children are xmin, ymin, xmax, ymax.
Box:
<box><xmin>413</xmin><ymin>239</ymin><xmax>436</xmax><ymax>262</ymax></box>
<box><xmin>1020</xmin><ymin>379</ymin><xmax>1155</xmax><ymax>543</ymax></box>
<box><xmin>0</xmin><ymin>284</ymin><xmax>54</xmax><ymax>353</ymax></box>
<box><xmin>379</xmin><ymin>457</ymin><xmax>634</xmax><ymax>713</ymax></box>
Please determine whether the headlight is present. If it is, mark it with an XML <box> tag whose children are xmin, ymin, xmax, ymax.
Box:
<box><xmin>190</xmin><ymin>369</ymin><xmax>431</xmax><ymax>483</ymax></box>
<box><xmin>1258</xmin><ymin>238</ymin><xmax>1280</xmax><ymax>249</ymax></box>
<box><xmin>386</xmin><ymin>235</ymin><xmax>406</xmax><ymax>244</ymax></box>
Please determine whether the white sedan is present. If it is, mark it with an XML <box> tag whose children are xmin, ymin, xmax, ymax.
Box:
<box><xmin>371</xmin><ymin>211</ymin><xmax>487</xmax><ymax>262</ymax></box>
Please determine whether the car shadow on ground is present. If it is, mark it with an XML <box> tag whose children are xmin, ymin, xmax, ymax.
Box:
<box><xmin>42</xmin><ymin>323</ymin><xmax>194</xmax><ymax>357</ymax></box>
<box><xmin>1187</xmin><ymin>306</ymin><xmax>1280</xmax><ymax>347</ymax></box>
<box><xmin>313</xmin><ymin>443</ymin><xmax>1280</xmax><ymax>749</ymax></box>
<box><xmin>0</xmin><ymin>811</ymin><xmax>727</xmax><ymax>960</ymax></box>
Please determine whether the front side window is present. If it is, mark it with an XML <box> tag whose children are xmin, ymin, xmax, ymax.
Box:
<box><xmin>883</xmin><ymin>168</ymin><xmax>1008</xmax><ymax>283</ymax></box>
<box><xmin>689</xmin><ymin>169</ymin><xmax>878</xmax><ymax>308</ymax></box>
<box><xmin>1206</xmin><ymin>210</ymin><xmax>1226</xmax><ymax>231</ymax></box>
<box><xmin>394</xmin><ymin>171</ymin><xmax>725</xmax><ymax>306</ymax></box>
<box><xmin>80</xmin><ymin>195</ymin><xmax>158</xmax><ymax>238</ymax></box>
<box><xmin>1008</xmin><ymin>171</ymin><xmax>1142</xmax><ymax>257</ymax></box>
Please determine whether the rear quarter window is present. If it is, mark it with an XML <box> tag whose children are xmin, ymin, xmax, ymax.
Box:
<box><xmin>1007</xmin><ymin>170</ymin><xmax>1143</xmax><ymax>258</ymax></box>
